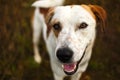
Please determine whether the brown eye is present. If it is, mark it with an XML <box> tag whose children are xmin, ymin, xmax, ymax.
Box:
<box><xmin>79</xmin><ymin>22</ymin><xmax>88</xmax><ymax>29</ymax></box>
<box><xmin>53</xmin><ymin>23</ymin><xmax>61</xmax><ymax>31</ymax></box>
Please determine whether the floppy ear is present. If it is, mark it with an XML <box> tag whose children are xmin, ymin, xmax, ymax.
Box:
<box><xmin>88</xmin><ymin>5</ymin><xmax>107</xmax><ymax>32</ymax></box>
<box><xmin>45</xmin><ymin>8</ymin><xmax>55</xmax><ymax>37</ymax></box>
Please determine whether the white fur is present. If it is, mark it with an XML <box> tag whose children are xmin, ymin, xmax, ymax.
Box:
<box><xmin>32</xmin><ymin>0</ymin><xmax>64</xmax><ymax>8</ymax></box>
<box><xmin>32</xmin><ymin>3</ymin><xmax>97</xmax><ymax>80</ymax></box>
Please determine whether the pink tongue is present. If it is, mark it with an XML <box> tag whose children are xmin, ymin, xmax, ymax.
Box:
<box><xmin>63</xmin><ymin>63</ymin><xmax>76</xmax><ymax>72</ymax></box>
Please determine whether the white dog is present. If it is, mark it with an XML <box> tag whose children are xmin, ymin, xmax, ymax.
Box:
<box><xmin>32</xmin><ymin>1</ymin><xmax>106</xmax><ymax>80</ymax></box>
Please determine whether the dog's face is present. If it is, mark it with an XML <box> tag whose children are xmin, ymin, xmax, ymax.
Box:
<box><xmin>46</xmin><ymin>5</ymin><xmax>106</xmax><ymax>75</ymax></box>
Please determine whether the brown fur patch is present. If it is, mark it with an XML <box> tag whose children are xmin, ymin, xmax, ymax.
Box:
<box><xmin>46</xmin><ymin>8</ymin><xmax>62</xmax><ymax>38</ymax></box>
<box><xmin>53</xmin><ymin>28</ymin><xmax>61</xmax><ymax>37</ymax></box>
<box><xmin>88</xmin><ymin>5</ymin><xmax>107</xmax><ymax>32</ymax></box>
<box><xmin>82</xmin><ymin>4</ymin><xmax>107</xmax><ymax>32</ymax></box>
<box><xmin>39</xmin><ymin>8</ymin><xmax>49</xmax><ymax>17</ymax></box>
<box><xmin>52</xmin><ymin>22</ymin><xmax>62</xmax><ymax>38</ymax></box>
<box><xmin>45</xmin><ymin>8</ymin><xmax>55</xmax><ymax>37</ymax></box>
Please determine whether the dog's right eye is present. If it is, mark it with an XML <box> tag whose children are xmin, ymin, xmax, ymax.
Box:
<box><xmin>53</xmin><ymin>23</ymin><xmax>61</xmax><ymax>31</ymax></box>
<box><xmin>79</xmin><ymin>22</ymin><xmax>88</xmax><ymax>29</ymax></box>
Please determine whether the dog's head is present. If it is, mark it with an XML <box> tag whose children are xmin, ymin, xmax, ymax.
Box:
<box><xmin>46</xmin><ymin>5</ymin><xmax>106</xmax><ymax>75</ymax></box>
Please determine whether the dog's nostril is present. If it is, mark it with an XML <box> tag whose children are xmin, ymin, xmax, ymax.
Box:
<box><xmin>56</xmin><ymin>47</ymin><xmax>73</xmax><ymax>63</ymax></box>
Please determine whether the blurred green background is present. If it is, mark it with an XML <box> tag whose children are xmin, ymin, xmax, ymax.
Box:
<box><xmin>0</xmin><ymin>0</ymin><xmax>120</xmax><ymax>80</ymax></box>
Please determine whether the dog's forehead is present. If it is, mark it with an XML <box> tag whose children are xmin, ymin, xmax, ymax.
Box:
<box><xmin>53</xmin><ymin>5</ymin><xmax>95</xmax><ymax>23</ymax></box>
<box><xmin>55</xmin><ymin>5</ymin><xmax>86</xmax><ymax>13</ymax></box>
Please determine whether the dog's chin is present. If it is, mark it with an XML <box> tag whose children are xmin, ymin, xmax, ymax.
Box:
<box><xmin>62</xmin><ymin>62</ymin><xmax>79</xmax><ymax>75</ymax></box>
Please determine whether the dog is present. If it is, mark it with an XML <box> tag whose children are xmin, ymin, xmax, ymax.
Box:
<box><xmin>32</xmin><ymin>2</ymin><xmax>106</xmax><ymax>80</ymax></box>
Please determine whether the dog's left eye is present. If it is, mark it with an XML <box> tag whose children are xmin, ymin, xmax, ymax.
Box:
<box><xmin>79</xmin><ymin>22</ymin><xmax>88</xmax><ymax>29</ymax></box>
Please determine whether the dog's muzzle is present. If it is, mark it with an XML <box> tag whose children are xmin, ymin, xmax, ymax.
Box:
<box><xmin>56</xmin><ymin>46</ymin><xmax>87</xmax><ymax>75</ymax></box>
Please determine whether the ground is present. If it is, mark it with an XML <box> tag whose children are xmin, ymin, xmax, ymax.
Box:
<box><xmin>0</xmin><ymin>0</ymin><xmax>120</xmax><ymax>80</ymax></box>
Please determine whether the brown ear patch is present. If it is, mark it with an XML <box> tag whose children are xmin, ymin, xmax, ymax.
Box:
<box><xmin>88</xmin><ymin>5</ymin><xmax>107</xmax><ymax>32</ymax></box>
<box><xmin>39</xmin><ymin>8</ymin><xmax>49</xmax><ymax>17</ymax></box>
<box><xmin>45</xmin><ymin>8</ymin><xmax>55</xmax><ymax>37</ymax></box>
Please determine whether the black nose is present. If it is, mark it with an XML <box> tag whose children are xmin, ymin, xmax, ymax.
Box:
<box><xmin>56</xmin><ymin>47</ymin><xmax>73</xmax><ymax>63</ymax></box>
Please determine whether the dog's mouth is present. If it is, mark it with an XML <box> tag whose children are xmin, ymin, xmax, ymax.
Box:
<box><xmin>62</xmin><ymin>47</ymin><xmax>87</xmax><ymax>75</ymax></box>
<box><xmin>62</xmin><ymin>62</ymin><xmax>77</xmax><ymax>75</ymax></box>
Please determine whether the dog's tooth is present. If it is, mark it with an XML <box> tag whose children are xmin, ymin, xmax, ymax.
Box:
<box><xmin>62</xmin><ymin>65</ymin><xmax>64</xmax><ymax>68</ymax></box>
